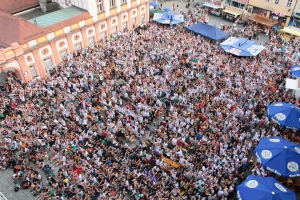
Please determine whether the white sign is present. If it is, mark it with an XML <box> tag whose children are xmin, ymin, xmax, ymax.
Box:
<box><xmin>246</xmin><ymin>44</ymin><xmax>265</xmax><ymax>56</ymax></box>
<box><xmin>174</xmin><ymin>15</ymin><xmax>184</xmax><ymax>22</ymax></box>
<box><xmin>153</xmin><ymin>13</ymin><xmax>163</xmax><ymax>21</ymax></box>
<box><xmin>221</xmin><ymin>37</ymin><xmax>239</xmax><ymax>46</ymax></box>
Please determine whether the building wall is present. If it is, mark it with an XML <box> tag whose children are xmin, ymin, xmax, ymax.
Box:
<box><xmin>249</xmin><ymin>0</ymin><xmax>296</xmax><ymax>16</ymax></box>
<box><xmin>293</xmin><ymin>0</ymin><xmax>300</xmax><ymax>16</ymax></box>
<box><xmin>0</xmin><ymin>0</ymin><xmax>150</xmax><ymax>82</ymax></box>
<box><xmin>248</xmin><ymin>0</ymin><xmax>297</xmax><ymax>26</ymax></box>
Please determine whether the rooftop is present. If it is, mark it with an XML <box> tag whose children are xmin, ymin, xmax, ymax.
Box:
<box><xmin>17</xmin><ymin>7</ymin><xmax>59</xmax><ymax>21</ymax></box>
<box><xmin>0</xmin><ymin>10</ymin><xmax>44</xmax><ymax>47</ymax></box>
<box><xmin>27</xmin><ymin>6</ymin><xmax>87</xmax><ymax>28</ymax></box>
<box><xmin>0</xmin><ymin>5</ymin><xmax>90</xmax><ymax>48</ymax></box>
<box><xmin>0</xmin><ymin>0</ymin><xmax>51</xmax><ymax>14</ymax></box>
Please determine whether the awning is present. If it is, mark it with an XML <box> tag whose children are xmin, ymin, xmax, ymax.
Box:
<box><xmin>150</xmin><ymin>9</ymin><xmax>164</xmax><ymax>14</ymax></box>
<box><xmin>222</xmin><ymin>9</ymin><xmax>242</xmax><ymax>18</ymax></box>
<box><xmin>248</xmin><ymin>14</ymin><xmax>278</xmax><ymax>27</ymax></box>
<box><xmin>280</xmin><ymin>27</ymin><xmax>300</xmax><ymax>37</ymax></box>
<box><xmin>202</xmin><ymin>2</ymin><xmax>223</xmax><ymax>9</ymax></box>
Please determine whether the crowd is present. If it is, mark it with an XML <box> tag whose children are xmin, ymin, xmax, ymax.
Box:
<box><xmin>0</xmin><ymin>7</ymin><xmax>300</xmax><ymax>200</ymax></box>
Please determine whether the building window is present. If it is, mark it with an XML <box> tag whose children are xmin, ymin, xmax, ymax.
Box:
<box><xmin>97</xmin><ymin>0</ymin><xmax>103</xmax><ymax>12</ymax></box>
<box><xmin>293</xmin><ymin>19</ymin><xmax>300</xmax><ymax>28</ymax></box>
<box><xmin>121</xmin><ymin>0</ymin><xmax>126</xmax><ymax>3</ymax></box>
<box><xmin>60</xmin><ymin>49</ymin><xmax>68</xmax><ymax>61</ymax></box>
<box><xmin>30</xmin><ymin>65</ymin><xmax>37</xmax><ymax>78</ymax></box>
<box><xmin>231</xmin><ymin>1</ymin><xmax>240</xmax><ymax>7</ymax></box>
<box><xmin>274</xmin><ymin>0</ymin><xmax>279</xmax><ymax>4</ymax></box>
<box><xmin>286</xmin><ymin>0</ymin><xmax>292</xmax><ymax>7</ymax></box>
<box><xmin>110</xmin><ymin>0</ymin><xmax>115</xmax><ymax>8</ymax></box>
<box><xmin>252</xmin><ymin>7</ymin><xmax>267</xmax><ymax>16</ymax></box>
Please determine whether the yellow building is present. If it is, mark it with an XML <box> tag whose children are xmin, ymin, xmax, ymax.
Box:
<box><xmin>289</xmin><ymin>0</ymin><xmax>300</xmax><ymax>27</ymax></box>
<box><xmin>247</xmin><ymin>0</ymin><xmax>297</xmax><ymax>27</ymax></box>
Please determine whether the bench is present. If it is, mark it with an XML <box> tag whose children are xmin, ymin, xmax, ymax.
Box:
<box><xmin>162</xmin><ymin>156</ymin><xmax>180</xmax><ymax>168</ymax></box>
<box><xmin>87</xmin><ymin>115</ymin><xmax>94</xmax><ymax>120</ymax></box>
<box><xmin>180</xmin><ymin>147</ymin><xmax>188</xmax><ymax>152</ymax></box>
<box><xmin>97</xmin><ymin>106</ymin><xmax>105</xmax><ymax>111</ymax></box>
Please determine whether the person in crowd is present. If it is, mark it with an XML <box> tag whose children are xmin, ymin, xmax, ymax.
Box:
<box><xmin>0</xmin><ymin>6</ymin><xmax>299</xmax><ymax>200</ymax></box>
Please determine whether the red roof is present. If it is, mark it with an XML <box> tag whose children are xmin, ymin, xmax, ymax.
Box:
<box><xmin>0</xmin><ymin>10</ymin><xmax>44</xmax><ymax>47</ymax></box>
<box><xmin>0</xmin><ymin>0</ymin><xmax>51</xmax><ymax>14</ymax></box>
<box><xmin>0</xmin><ymin>9</ymin><xmax>91</xmax><ymax>48</ymax></box>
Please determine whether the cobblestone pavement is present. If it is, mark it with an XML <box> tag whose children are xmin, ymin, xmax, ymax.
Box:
<box><xmin>0</xmin><ymin>169</ymin><xmax>35</xmax><ymax>200</ymax></box>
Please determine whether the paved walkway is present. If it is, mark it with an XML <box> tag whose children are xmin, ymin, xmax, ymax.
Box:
<box><xmin>0</xmin><ymin>169</ymin><xmax>35</xmax><ymax>200</ymax></box>
<box><xmin>159</xmin><ymin>0</ymin><xmax>269</xmax><ymax>44</ymax></box>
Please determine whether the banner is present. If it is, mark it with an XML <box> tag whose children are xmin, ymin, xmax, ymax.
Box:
<box><xmin>153</xmin><ymin>13</ymin><xmax>163</xmax><ymax>21</ymax></box>
<box><xmin>174</xmin><ymin>15</ymin><xmax>184</xmax><ymax>22</ymax></box>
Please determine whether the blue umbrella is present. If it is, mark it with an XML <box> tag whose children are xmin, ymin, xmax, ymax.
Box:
<box><xmin>150</xmin><ymin>1</ymin><xmax>159</xmax><ymax>7</ymax></box>
<box><xmin>268</xmin><ymin>102</ymin><xmax>300</xmax><ymax>130</ymax></box>
<box><xmin>291</xmin><ymin>65</ymin><xmax>300</xmax><ymax>77</ymax></box>
<box><xmin>254</xmin><ymin>137</ymin><xmax>300</xmax><ymax>177</ymax></box>
<box><xmin>164</xmin><ymin>7</ymin><xmax>171</xmax><ymax>11</ymax></box>
<box><xmin>237</xmin><ymin>175</ymin><xmax>296</xmax><ymax>200</ymax></box>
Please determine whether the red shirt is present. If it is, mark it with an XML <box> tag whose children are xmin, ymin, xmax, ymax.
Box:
<box><xmin>177</xmin><ymin>140</ymin><xmax>182</xmax><ymax>146</ymax></box>
<box><xmin>199</xmin><ymin>102</ymin><xmax>205</xmax><ymax>109</ymax></box>
<box><xmin>102</xmin><ymin>131</ymin><xmax>107</xmax><ymax>137</ymax></box>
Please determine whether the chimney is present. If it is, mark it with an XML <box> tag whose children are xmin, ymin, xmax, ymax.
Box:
<box><xmin>39</xmin><ymin>0</ymin><xmax>47</xmax><ymax>12</ymax></box>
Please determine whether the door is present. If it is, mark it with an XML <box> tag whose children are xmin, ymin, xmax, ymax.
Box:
<box><xmin>89</xmin><ymin>37</ymin><xmax>95</xmax><ymax>48</ymax></box>
<box><xmin>60</xmin><ymin>49</ymin><xmax>68</xmax><ymax>61</ymax></box>
<box><xmin>112</xmin><ymin>26</ymin><xmax>117</xmax><ymax>34</ymax></box>
<box><xmin>30</xmin><ymin>65</ymin><xmax>37</xmax><ymax>78</ymax></box>
<box><xmin>132</xmin><ymin>18</ymin><xmax>136</xmax><ymax>28</ymax></box>
<box><xmin>123</xmin><ymin>22</ymin><xmax>127</xmax><ymax>31</ymax></box>
<box><xmin>43</xmin><ymin>57</ymin><xmax>55</xmax><ymax>77</ymax></box>
<box><xmin>141</xmin><ymin>14</ymin><xmax>145</xmax><ymax>24</ymax></box>
<box><xmin>75</xmin><ymin>43</ymin><xmax>82</xmax><ymax>50</ymax></box>
<box><xmin>101</xmin><ymin>31</ymin><xmax>107</xmax><ymax>40</ymax></box>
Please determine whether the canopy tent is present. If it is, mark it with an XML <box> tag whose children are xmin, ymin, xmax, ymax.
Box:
<box><xmin>150</xmin><ymin>9</ymin><xmax>164</xmax><ymax>14</ymax></box>
<box><xmin>186</xmin><ymin>22</ymin><xmax>229</xmax><ymax>41</ymax></box>
<box><xmin>220</xmin><ymin>37</ymin><xmax>265</xmax><ymax>56</ymax></box>
<box><xmin>222</xmin><ymin>9</ymin><xmax>242</xmax><ymax>18</ymax></box>
<box><xmin>202</xmin><ymin>2</ymin><xmax>223</xmax><ymax>9</ymax></box>
<box><xmin>153</xmin><ymin>11</ymin><xmax>184</xmax><ymax>25</ymax></box>
<box><xmin>280</xmin><ymin>27</ymin><xmax>300</xmax><ymax>37</ymax></box>
<box><xmin>150</xmin><ymin>2</ymin><xmax>159</xmax><ymax>7</ymax></box>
